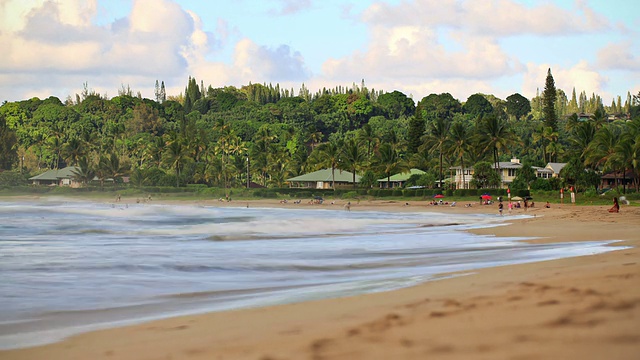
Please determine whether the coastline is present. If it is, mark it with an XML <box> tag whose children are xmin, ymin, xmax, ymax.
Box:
<box><xmin>1</xmin><ymin>199</ymin><xmax>638</xmax><ymax>359</ymax></box>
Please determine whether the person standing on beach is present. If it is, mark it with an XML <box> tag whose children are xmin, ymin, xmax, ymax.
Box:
<box><xmin>498</xmin><ymin>202</ymin><xmax>503</xmax><ymax>216</ymax></box>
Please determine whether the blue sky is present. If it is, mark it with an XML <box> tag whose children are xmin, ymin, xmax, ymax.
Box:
<box><xmin>1</xmin><ymin>0</ymin><xmax>638</xmax><ymax>105</ymax></box>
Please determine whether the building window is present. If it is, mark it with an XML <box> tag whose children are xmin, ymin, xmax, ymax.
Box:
<box><xmin>508</xmin><ymin>169</ymin><xmax>516</xmax><ymax>177</ymax></box>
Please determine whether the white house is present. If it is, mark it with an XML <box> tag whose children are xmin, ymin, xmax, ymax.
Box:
<box><xmin>450</xmin><ymin>160</ymin><xmax>567</xmax><ymax>189</ymax></box>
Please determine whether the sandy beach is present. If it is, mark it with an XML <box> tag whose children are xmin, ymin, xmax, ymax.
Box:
<box><xmin>1</xmin><ymin>199</ymin><xmax>638</xmax><ymax>360</ymax></box>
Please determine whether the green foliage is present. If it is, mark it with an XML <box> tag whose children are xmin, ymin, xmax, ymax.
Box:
<box><xmin>0</xmin><ymin>112</ymin><xmax>18</xmax><ymax>170</ymax></box>
<box><xmin>511</xmin><ymin>160</ymin><xmax>537</xmax><ymax>189</ymax></box>
<box><xmin>377</xmin><ymin>91</ymin><xmax>415</xmax><ymax>118</ymax></box>
<box><xmin>0</xmin><ymin>171</ymin><xmax>27</xmax><ymax>186</ymax></box>
<box><xmin>470</xmin><ymin>161</ymin><xmax>501</xmax><ymax>189</ymax></box>
<box><xmin>407</xmin><ymin>107</ymin><xmax>425</xmax><ymax>155</ymax></box>
<box><xmin>506</xmin><ymin>93</ymin><xmax>531</xmax><ymax>121</ymax></box>
<box><xmin>417</xmin><ymin>93</ymin><xmax>462</xmax><ymax>122</ymax></box>
<box><xmin>463</xmin><ymin>94</ymin><xmax>494</xmax><ymax>118</ymax></box>
<box><xmin>3</xmin><ymin>76</ymin><xmax>637</xmax><ymax>197</ymax></box>
<box><xmin>543</xmin><ymin>69</ymin><xmax>558</xmax><ymax>131</ymax></box>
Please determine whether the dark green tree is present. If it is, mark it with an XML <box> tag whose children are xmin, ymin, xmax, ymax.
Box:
<box><xmin>505</xmin><ymin>93</ymin><xmax>531</xmax><ymax>121</ymax></box>
<box><xmin>418</xmin><ymin>93</ymin><xmax>462</xmax><ymax>122</ymax></box>
<box><xmin>543</xmin><ymin>68</ymin><xmax>558</xmax><ymax>131</ymax></box>
<box><xmin>406</xmin><ymin>106</ymin><xmax>425</xmax><ymax>155</ymax></box>
<box><xmin>470</xmin><ymin>161</ymin><xmax>501</xmax><ymax>189</ymax></box>
<box><xmin>463</xmin><ymin>94</ymin><xmax>494</xmax><ymax>118</ymax></box>
<box><xmin>0</xmin><ymin>112</ymin><xmax>18</xmax><ymax>170</ymax></box>
<box><xmin>511</xmin><ymin>160</ymin><xmax>537</xmax><ymax>190</ymax></box>
<box><xmin>376</xmin><ymin>90</ymin><xmax>415</xmax><ymax>119</ymax></box>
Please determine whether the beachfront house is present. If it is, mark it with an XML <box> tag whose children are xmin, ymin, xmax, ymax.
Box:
<box><xmin>451</xmin><ymin>160</ymin><xmax>567</xmax><ymax>189</ymax></box>
<box><xmin>377</xmin><ymin>168</ymin><xmax>426</xmax><ymax>189</ymax></box>
<box><xmin>287</xmin><ymin>168</ymin><xmax>360</xmax><ymax>189</ymax></box>
<box><xmin>536</xmin><ymin>162</ymin><xmax>566</xmax><ymax>179</ymax></box>
<box><xmin>29</xmin><ymin>166</ymin><xmax>82</xmax><ymax>187</ymax></box>
<box><xmin>600</xmin><ymin>169</ymin><xmax>638</xmax><ymax>190</ymax></box>
<box><xmin>450</xmin><ymin>159</ymin><xmax>523</xmax><ymax>189</ymax></box>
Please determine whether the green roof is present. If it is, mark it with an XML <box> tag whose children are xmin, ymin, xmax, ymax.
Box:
<box><xmin>287</xmin><ymin>168</ymin><xmax>360</xmax><ymax>183</ymax></box>
<box><xmin>377</xmin><ymin>168</ymin><xmax>425</xmax><ymax>182</ymax></box>
<box><xmin>29</xmin><ymin>166</ymin><xmax>79</xmax><ymax>181</ymax></box>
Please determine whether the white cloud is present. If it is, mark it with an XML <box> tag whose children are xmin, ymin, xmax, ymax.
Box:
<box><xmin>321</xmin><ymin>19</ymin><xmax>520</xmax><ymax>95</ymax></box>
<box><xmin>596</xmin><ymin>41</ymin><xmax>640</xmax><ymax>71</ymax></box>
<box><xmin>0</xmin><ymin>0</ymin><xmax>206</xmax><ymax>101</ymax></box>
<box><xmin>362</xmin><ymin>0</ymin><xmax>610</xmax><ymax>36</ymax></box>
<box><xmin>188</xmin><ymin>38</ymin><xmax>310</xmax><ymax>90</ymax></box>
<box><xmin>270</xmin><ymin>0</ymin><xmax>313</xmax><ymax>16</ymax></box>
<box><xmin>320</xmin><ymin>0</ymin><xmax>618</xmax><ymax>101</ymax></box>
<box><xmin>0</xmin><ymin>0</ymin><xmax>314</xmax><ymax>101</ymax></box>
<box><xmin>522</xmin><ymin>62</ymin><xmax>608</xmax><ymax>99</ymax></box>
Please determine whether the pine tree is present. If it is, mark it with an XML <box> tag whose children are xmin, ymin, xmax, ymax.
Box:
<box><xmin>542</xmin><ymin>68</ymin><xmax>558</xmax><ymax>131</ymax></box>
<box><xmin>569</xmin><ymin>87</ymin><xmax>578</xmax><ymax>113</ymax></box>
<box><xmin>160</xmin><ymin>81</ymin><xmax>166</xmax><ymax>103</ymax></box>
<box><xmin>155</xmin><ymin>80</ymin><xmax>160</xmax><ymax>102</ymax></box>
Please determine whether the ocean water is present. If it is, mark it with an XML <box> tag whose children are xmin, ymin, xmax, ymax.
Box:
<box><xmin>0</xmin><ymin>198</ymin><xmax>624</xmax><ymax>349</ymax></box>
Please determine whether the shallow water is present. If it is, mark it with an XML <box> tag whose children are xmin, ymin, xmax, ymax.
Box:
<box><xmin>0</xmin><ymin>199</ymin><xmax>624</xmax><ymax>349</ymax></box>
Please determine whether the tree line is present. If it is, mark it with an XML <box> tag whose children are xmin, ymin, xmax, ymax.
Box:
<box><xmin>1</xmin><ymin>71</ymin><xmax>639</xmax><ymax>192</ymax></box>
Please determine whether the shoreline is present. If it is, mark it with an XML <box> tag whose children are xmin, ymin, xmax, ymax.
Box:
<box><xmin>1</xmin><ymin>199</ymin><xmax>638</xmax><ymax>359</ymax></box>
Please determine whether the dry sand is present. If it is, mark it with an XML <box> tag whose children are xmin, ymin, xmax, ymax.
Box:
<box><xmin>2</xmin><ymin>199</ymin><xmax>639</xmax><ymax>360</ymax></box>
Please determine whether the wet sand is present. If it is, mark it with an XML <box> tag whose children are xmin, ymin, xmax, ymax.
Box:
<box><xmin>2</xmin><ymin>199</ymin><xmax>638</xmax><ymax>360</ymax></box>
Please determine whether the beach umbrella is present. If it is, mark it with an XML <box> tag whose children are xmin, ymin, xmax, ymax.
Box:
<box><xmin>434</xmin><ymin>194</ymin><xmax>445</xmax><ymax>198</ymax></box>
<box><xmin>511</xmin><ymin>196</ymin><xmax>523</xmax><ymax>201</ymax></box>
<box><xmin>481</xmin><ymin>194</ymin><xmax>492</xmax><ymax>200</ymax></box>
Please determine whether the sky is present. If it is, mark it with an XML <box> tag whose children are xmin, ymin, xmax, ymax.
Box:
<box><xmin>1</xmin><ymin>0</ymin><xmax>639</xmax><ymax>105</ymax></box>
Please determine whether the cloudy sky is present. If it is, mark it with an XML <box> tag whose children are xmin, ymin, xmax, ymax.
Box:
<box><xmin>1</xmin><ymin>0</ymin><xmax>638</xmax><ymax>104</ymax></box>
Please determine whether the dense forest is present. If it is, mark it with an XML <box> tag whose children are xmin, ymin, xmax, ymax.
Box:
<box><xmin>1</xmin><ymin>71</ymin><xmax>639</xmax><ymax>192</ymax></box>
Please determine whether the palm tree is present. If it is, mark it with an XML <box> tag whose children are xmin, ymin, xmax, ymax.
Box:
<box><xmin>475</xmin><ymin>115</ymin><xmax>516</xmax><ymax>173</ymax></box>
<box><xmin>590</xmin><ymin>107</ymin><xmax>607</xmax><ymax>129</ymax></box>
<box><xmin>101</xmin><ymin>152</ymin><xmax>129</xmax><ymax>187</ymax></box>
<box><xmin>313</xmin><ymin>140</ymin><xmax>341</xmax><ymax>190</ymax></box>
<box><xmin>570</xmin><ymin>121</ymin><xmax>596</xmax><ymax>161</ymax></box>
<box><xmin>375</xmin><ymin>143</ymin><xmax>408</xmax><ymax>188</ymax></box>
<box><xmin>252</xmin><ymin>126</ymin><xmax>277</xmax><ymax>186</ymax></box>
<box><xmin>129</xmin><ymin>167</ymin><xmax>150</xmax><ymax>187</ymax></box>
<box><xmin>341</xmin><ymin>138</ymin><xmax>367</xmax><ymax>188</ymax></box>
<box><xmin>357</xmin><ymin>123</ymin><xmax>379</xmax><ymax>161</ymax></box>
<box><xmin>47</xmin><ymin>134</ymin><xmax>63</xmax><ymax>169</ymax></box>
<box><xmin>163</xmin><ymin>136</ymin><xmax>190</xmax><ymax>187</ymax></box>
<box><xmin>71</xmin><ymin>157</ymin><xmax>95</xmax><ymax>186</ymax></box>
<box><xmin>306</xmin><ymin>130</ymin><xmax>323</xmax><ymax>151</ymax></box>
<box><xmin>585</xmin><ymin>125</ymin><xmax>621</xmax><ymax>188</ymax></box>
<box><xmin>448</xmin><ymin>122</ymin><xmax>470</xmax><ymax>189</ymax></box>
<box><xmin>62</xmin><ymin>138</ymin><xmax>85</xmax><ymax>166</ymax></box>
<box><xmin>421</xmin><ymin>117</ymin><xmax>451</xmax><ymax>188</ymax></box>
<box><xmin>543</xmin><ymin>126</ymin><xmax>561</xmax><ymax>163</ymax></box>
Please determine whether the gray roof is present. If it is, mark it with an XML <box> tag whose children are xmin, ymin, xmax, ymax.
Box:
<box><xmin>287</xmin><ymin>168</ymin><xmax>360</xmax><ymax>183</ymax></box>
<box><xmin>29</xmin><ymin>166</ymin><xmax>79</xmax><ymax>181</ymax></box>
<box><xmin>545</xmin><ymin>162</ymin><xmax>567</xmax><ymax>174</ymax></box>
<box><xmin>496</xmin><ymin>161</ymin><xmax>523</xmax><ymax>169</ymax></box>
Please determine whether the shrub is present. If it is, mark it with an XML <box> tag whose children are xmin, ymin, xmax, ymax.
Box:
<box><xmin>0</xmin><ymin>171</ymin><xmax>28</xmax><ymax>186</ymax></box>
